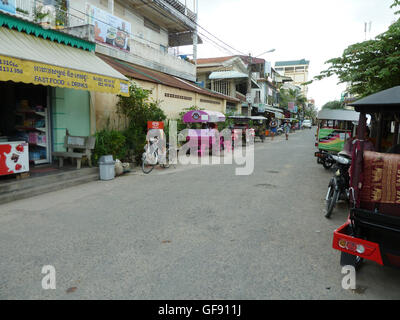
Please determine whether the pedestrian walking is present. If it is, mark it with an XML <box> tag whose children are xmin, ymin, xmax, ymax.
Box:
<box><xmin>283</xmin><ymin>120</ymin><xmax>290</xmax><ymax>140</ymax></box>
<box><xmin>269</xmin><ymin>117</ymin><xmax>278</xmax><ymax>141</ymax></box>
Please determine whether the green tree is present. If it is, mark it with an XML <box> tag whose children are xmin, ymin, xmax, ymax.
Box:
<box><xmin>311</xmin><ymin>1</ymin><xmax>400</xmax><ymax>98</ymax></box>
<box><xmin>321</xmin><ymin>100</ymin><xmax>344</xmax><ymax>110</ymax></box>
<box><xmin>279</xmin><ymin>88</ymin><xmax>307</xmax><ymax>115</ymax></box>
<box><xmin>117</xmin><ymin>82</ymin><xmax>166</xmax><ymax>164</ymax></box>
<box><xmin>304</xmin><ymin>103</ymin><xmax>318</xmax><ymax>120</ymax></box>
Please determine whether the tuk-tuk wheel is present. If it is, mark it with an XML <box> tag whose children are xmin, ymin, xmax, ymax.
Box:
<box><xmin>340</xmin><ymin>252</ymin><xmax>364</xmax><ymax>270</ymax></box>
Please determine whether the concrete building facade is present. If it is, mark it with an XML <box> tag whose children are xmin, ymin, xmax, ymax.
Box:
<box><xmin>274</xmin><ymin>59</ymin><xmax>310</xmax><ymax>98</ymax></box>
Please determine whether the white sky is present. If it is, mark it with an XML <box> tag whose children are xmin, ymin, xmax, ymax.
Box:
<box><xmin>179</xmin><ymin>0</ymin><xmax>398</xmax><ymax>109</ymax></box>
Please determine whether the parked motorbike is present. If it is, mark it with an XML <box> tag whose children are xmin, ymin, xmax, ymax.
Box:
<box><xmin>325</xmin><ymin>153</ymin><xmax>352</xmax><ymax>218</ymax></box>
<box><xmin>315</xmin><ymin>150</ymin><xmax>336</xmax><ymax>169</ymax></box>
<box><xmin>277</xmin><ymin>125</ymin><xmax>284</xmax><ymax>136</ymax></box>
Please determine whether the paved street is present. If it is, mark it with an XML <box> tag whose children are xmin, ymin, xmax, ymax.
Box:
<box><xmin>1</xmin><ymin>129</ymin><xmax>400</xmax><ymax>299</ymax></box>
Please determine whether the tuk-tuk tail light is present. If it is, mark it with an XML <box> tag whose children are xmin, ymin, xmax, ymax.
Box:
<box><xmin>333</xmin><ymin>221</ymin><xmax>384</xmax><ymax>266</ymax></box>
<box><xmin>337</xmin><ymin>238</ymin><xmax>371</xmax><ymax>255</ymax></box>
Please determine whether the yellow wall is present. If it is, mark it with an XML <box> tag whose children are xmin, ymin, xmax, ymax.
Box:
<box><xmin>93</xmin><ymin>80</ymin><xmax>235</xmax><ymax>131</ymax></box>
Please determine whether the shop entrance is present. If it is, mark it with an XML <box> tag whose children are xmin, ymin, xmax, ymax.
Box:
<box><xmin>0</xmin><ymin>81</ymin><xmax>51</xmax><ymax>167</ymax></box>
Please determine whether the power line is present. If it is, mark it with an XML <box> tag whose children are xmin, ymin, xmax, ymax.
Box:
<box><xmin>33</xmin><ymin>0</ymin><xmax>172</xmax><ymax>49</ymax></box>
<box><xmin>138</xmin><ymin>0</ymin><xmax>246</xmax><ymax>56</ymax></box>
<box><xmin>34</xmin><ymin>0</ymin><xmax>243</xmax><ymax>59</ymax></box>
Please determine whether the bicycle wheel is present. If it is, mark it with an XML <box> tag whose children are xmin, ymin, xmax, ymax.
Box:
<box><xmin>142</xmin><ymin>155</ymin><xmax>155</xmax><ymax>174</ymax></box>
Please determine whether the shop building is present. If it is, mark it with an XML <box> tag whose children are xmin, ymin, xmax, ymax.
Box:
<box><xmin>94</xmin><ymin>54</ymin><xmax>240</xmax><ymax>129</ymax></box>
<box><xmin>0</xmin><ymin>12</ymin><xmax>129</xmax><ymax>177</ymax></box>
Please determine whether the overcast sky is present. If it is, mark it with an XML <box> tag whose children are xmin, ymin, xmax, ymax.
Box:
<box><xmin>180</xmin><ymin>0</ymin><xmax>398</xmax><ymax>109</ymax></box>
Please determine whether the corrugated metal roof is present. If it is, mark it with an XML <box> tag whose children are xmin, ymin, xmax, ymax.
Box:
<box><xmin>98</xmin><ymin>54</ymin><xmax>240</xmax><ymax>103</ymax></box>
<box><xmin>196</xmin><ymin>56</ymin><xmax>235</xmax><ymax>65</ymax></box>
<box><xmin>0</xmin><ymin>27</ymin><xmax>128</xmax><ymax>81</ymax></box>
<box><xmin>209</xmin><ymin>71</ymin><xmax>248</xmax><ymax>79</ymax></box>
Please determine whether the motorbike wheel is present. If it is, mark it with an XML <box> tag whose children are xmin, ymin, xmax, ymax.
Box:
<box><xmin>326</xmin><ymin>182</ymin><xmax>339</xmax><ymax>218</ymax></box>
<box><xmin>322</xmin><ymin>159</ymin><xmax>334</xmax><ymax>169</ymax></box>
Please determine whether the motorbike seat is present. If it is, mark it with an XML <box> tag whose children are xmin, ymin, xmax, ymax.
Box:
<box><xmin>338</xmin><ymin>151</ymin><xmax>352</xmax><ymax>159</ymax></box>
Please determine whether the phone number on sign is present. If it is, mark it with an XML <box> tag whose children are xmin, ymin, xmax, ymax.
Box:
<box><xmin>0</xmin><ymin>59</ymin><xmax>23</xmax><ymax>74</ymax></box>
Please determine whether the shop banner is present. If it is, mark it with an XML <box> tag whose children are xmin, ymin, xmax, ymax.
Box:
<box><xmin>0</xmin><ymin>0</ymin><xmax>16</xmax><ymax>15</ymax></box>
<box><xmin>0</xmin><ymin>142</ymin><xmax>29</xmax><ymax>176</ymax></box>
<box><xmin>86</xmin><ymin>3</ymin><xmax>131</xmax><ymax>51</ymax></box>
<box><xmin>0</xmin><ymin>54</ymin><xmax>130</xmax><ymax>96</ymax></box>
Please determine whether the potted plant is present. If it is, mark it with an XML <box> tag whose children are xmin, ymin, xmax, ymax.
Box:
<box><xmin>34</xmin><ymin>5</ymin><xmax>51</xmax><ymax>27</ymax></box>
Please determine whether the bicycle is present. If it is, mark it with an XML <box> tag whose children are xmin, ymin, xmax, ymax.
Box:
<box><xmin>141</xmin><ymin>137</ymin><xmax>171</xmax><ymax>174</ymax></box>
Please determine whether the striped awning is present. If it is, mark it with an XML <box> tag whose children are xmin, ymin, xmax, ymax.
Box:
<box><xmin>0</xmin><ymin>26</ymin><xmax>130</xmax><ymax>96</ymax></box>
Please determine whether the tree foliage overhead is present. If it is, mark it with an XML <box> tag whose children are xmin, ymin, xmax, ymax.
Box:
<box><xmin>312</xmin><ymin>1</ymin><xmax>400</xmax><ymax>98</ymax></box>
<box><xmin>279</xmin><ymin>88</ymin><xmax>307</xmax><ymax>111</ymax></box>
<box><xmin>321</xmin><ymin>100</ymin><xmax>344</xmax><ymax>110</ymax></box>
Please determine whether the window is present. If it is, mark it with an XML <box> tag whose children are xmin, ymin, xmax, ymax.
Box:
<box><xmin>213</xmin><ymin>80</ymin><xmax>230</xmax><ymax>96</ymax></box>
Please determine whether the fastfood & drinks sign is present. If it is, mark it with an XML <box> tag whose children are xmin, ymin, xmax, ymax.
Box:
<box><xmin>0</xmin><ymin>55</ymin><xmax>130</xmax><ymax>96</ymax></box>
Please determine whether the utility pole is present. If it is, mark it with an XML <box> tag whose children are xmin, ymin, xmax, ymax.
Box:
<box><xmin>193</xmin><ymin>0</ymin><xmax>198</xmax><ymax>66</ymax></box>
<box><xmin>247</xmin><ymin>53</ymin><xmax>253</xmax><ymax>116</ymax></box>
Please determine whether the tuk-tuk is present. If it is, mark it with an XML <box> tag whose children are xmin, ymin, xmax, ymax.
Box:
<box><xmin>315</xmin><ymin>109</ymin><xmax>359</xmax><ymax>169</ymax></box>
<box><xmin>228</xmin><ymin>116</ymin><xmax>253</xmax><ymax>145</ymax></box>
<box><xmin>332</xmin><ymin>86</ymin><xmax>400</xmax><ymax>270</ymax></box>
<box><xmin>250</xmin><ymin>116</ymin><xmax>268</xmax><ymax>142</ymax></box>
<box><xmin>182</xmin><ymin>110</ymin><xmax>226</xmax><ymax>155</ymax></box>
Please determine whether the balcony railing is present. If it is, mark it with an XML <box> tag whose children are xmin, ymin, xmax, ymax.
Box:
<box><xmin>7</xmin><ymin>0</ymin><xmax>197</xmax><ymax>81</ymax></box>
<box><xmin>162</xmin><ymin>0</ymin><xmax>197</xmax><ymax>21</ymax></box>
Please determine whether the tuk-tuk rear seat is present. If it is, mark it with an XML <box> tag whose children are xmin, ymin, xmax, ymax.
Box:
<box><xmin>354</xmin><ymin>151</ymin><xmax>400</xmax><ymax>267</ymax></box>
<box><xmin>359</xmin><ymin>151</ymin><xmax>400</xmax><ymax>217</ymax></box>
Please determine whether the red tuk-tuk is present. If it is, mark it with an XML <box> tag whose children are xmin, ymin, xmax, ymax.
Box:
<box><xmin>332</xmin><ymin>86</ymin><xmax>400</xmax><ymax>269</ymax></box>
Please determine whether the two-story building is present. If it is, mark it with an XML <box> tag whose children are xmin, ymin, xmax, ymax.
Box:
<box><xmin>0</xmin><ymin>0</ymin><xmax>237</xmax><ymax>167</ymax></box>
<box><xmin>196</xmin><ymin>56</ymin><xmax>260</xmax><ymax>116</ymax></box>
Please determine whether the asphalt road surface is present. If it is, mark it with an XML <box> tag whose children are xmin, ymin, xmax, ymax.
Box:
<box><xmin>1</xmin><ymin>128</ymin><xmax>400</xmax><ymax>299</ymax></box>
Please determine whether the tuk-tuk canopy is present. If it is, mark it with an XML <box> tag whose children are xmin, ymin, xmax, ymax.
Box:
<box><xmin>228</xmin><ymin>116</ymin><xmax>268</xmax><ymax>121</ymax></box>
<box><xmin>250</xmin><ymin>116</ymin><xmax>268</xmax><ymax>121</ymax></box>
<box><xmin>349</xmin><ymin>86</ymin><xmax>400</xmax><ymax>113</ymax></box>
<box><xmin>317</xmin><ymin>109</ymin><xmax>360</xmax><ymax>122</ymax></box>
<box><xmin>183</xmin><ymin>110</ymin><xmax>226</xmax><ymax>123</ymax></box>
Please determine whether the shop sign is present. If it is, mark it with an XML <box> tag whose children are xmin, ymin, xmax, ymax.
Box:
<box><xmin>0</xmin><ymin>54</ymin><xmax>130</xmax><ymax>96</ymax></box>
<box><xmin>147</xmin><ymin>121</ymin><xmax>164</xmax><ymax>130</ymax></box>
<box><xmin>86</xmin><ymin>4</ymin><xmax>131</xmax><ymax>51</ymax></box>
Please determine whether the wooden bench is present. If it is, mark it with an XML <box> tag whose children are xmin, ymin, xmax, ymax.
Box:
<box><xmin>52</xmin><ymin>134</ymin><xmax>96</xmax><ymax>169</ymax></box>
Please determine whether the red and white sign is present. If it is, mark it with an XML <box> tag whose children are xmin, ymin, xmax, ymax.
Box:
<box><xmin>147</xmin><ymin>121</ymin><xmax>164</xmax><ymax>130</ymax></box>
<box><xmin>0</xmin><ymin>142</ymin><xmax>29</xmax><ymax>176</ymax></box>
